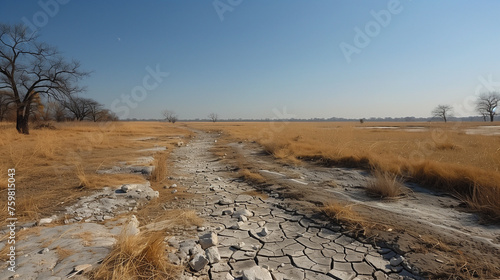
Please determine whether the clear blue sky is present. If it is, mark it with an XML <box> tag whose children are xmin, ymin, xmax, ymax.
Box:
<box><xmin>2</xmin><ymin>0</ymin><xmax>500</xmax><ymax>120</ymax></box>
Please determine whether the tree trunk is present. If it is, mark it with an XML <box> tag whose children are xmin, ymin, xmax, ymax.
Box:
<box><xmin>490</xmin><ymin>114</ymin><xmax>494</xmax><ymax>122</ymax></box>
<box><xmin>16</xmin><ymin>104</ymin><xmax>30</xmax><ymax>134</ymax></box>
<box><xmin>443</xmin><ymin>115</ymin><xmax>447</xmax><ymax>123</ymax></box>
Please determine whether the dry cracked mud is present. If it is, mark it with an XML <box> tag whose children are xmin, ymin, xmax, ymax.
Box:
<box><xmin>167</xmin><ymin>131</ymin><xmax>424</xmax><ymax>280</ymax></box>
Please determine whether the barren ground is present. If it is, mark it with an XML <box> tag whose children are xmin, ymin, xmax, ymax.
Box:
<box><xmin>204</xmin><ymin>129</ymin><xmax>500</xmax><ymax>279</ymax></box>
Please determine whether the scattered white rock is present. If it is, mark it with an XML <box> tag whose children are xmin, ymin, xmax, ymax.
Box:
<box><xmin>189</xmin><ymin>253</ymin><xmax>209</xmax><ymax>272</ymax></box>
<box><xmin>123</xmin><ymin>215</ymin><xmax>140</xmax><ymax>236</ymax></box>
<box><xmin>242</xmin><ymin>266</ymin><xmax>272</xmax><ymax>280</ymax></box>
<box><xmin>199</xmin><ymin>232</ymin><xmax>218</xmax><ymax>249</ymax></box>
<box><xmin>218</xmin><ymin>198</ymin><xmax>233</xmax><ymax>205</ymax></box>
<box><xmin>390</xmin><ymin>255</ymin><xmax>404</xmax><ymax>266</ymax></box>
<box><xmin>233</xmin><ymin>242</ymin><xmax>245</xmax><ymax>250</ymax></box>
<box><xmin>38</xmin><ymin>218</ymin><xmax>53</xmax><ymax>225</ymax></box>
<box><xmin>205</xmin><ymin>246</ymin><xmax>221</xmax><ymax>264</ymax></box>
<box><xmin>239</xmin><ymin>216</ymin><xmax>248</xmax><ymax>222</ymax></box>
<box><xmin>233</xmin><ymin>209</ymin><xmax>253</xmax><ymax>218</ymax></box>
<box><xmin>39</xmin><ymin>248</ymin><xmax>49</xmax><ymax>254</ymax></box>
<box><xmin>171</xmin><ymin>189</ymin><xmax>178</xmax><ymax>194</ymax></box>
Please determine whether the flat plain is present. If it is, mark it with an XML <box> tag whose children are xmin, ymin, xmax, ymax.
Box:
<box><xmin>1</xmin><ymin>121</ymin><xmax>499</xmax><ymax>279</ymax></box>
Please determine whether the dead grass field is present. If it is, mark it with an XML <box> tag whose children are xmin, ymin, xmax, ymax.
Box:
<box><xmin>0</xmin><ymin>121</ymin><xmax>191</xmax><ymax>226</ymax></box>
<box><xmin>187</xmin><ymin>121</ymin><xmax>500</xmax><ymax>221</ymax></box>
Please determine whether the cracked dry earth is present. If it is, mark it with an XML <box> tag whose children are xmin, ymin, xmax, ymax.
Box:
<box><xmin>169</xmin><ymin>131</ymin><xmax>421</xmax><ymax>280</ymax></box>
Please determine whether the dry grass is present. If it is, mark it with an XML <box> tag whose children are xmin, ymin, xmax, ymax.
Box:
<box><xmin>90</xmin><ymin>232</ymin><xmax>181</xmax><ymax>280</ymax></box>
<box><xmin>366</xmin><ymin>170</ymin><xmax>407</xmax><ymax>198</ymax></box>
<box><xmin>55</xmin><ymin>246</ymin><xmax>74</xmax><ymax>259</ymax></box>
<box><xmin>187</xmin><ymin>122</ymin><xmax>500</xmax><ymax>221</ymax></box>
<box><xmin>0</xmin><ymin>121</ymin><xmax>191</xmax><ymax>227</ymax></box>
<box><xmin>320</xmin><ymin>201</ymin><xmax>369</xmax><ymax>235</ymax></box>
<box><xmin>239</xmin><ymin>168</ymin><xmax>265</xmax><ymax>184</ymax></box>
<box><xmin>150</xmin><ymin>152</ymin><xmax>167</xmax><ymax>183</ymax></box>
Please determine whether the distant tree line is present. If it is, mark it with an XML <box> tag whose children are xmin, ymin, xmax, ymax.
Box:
<box><xmin>0</xmin><ymin>90</ymin><xmax>117</xmax><ymax>123</ymax></box>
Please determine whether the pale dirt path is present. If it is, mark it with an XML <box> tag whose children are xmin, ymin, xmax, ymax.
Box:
<box><xmin>168</xmin><ymin>131</ymin><xmax>421</xmax><ymax>280</ymax></box>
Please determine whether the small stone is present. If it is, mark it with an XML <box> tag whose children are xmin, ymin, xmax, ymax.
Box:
<box><xmin>189</xmin><ymin>253</ymin><xmax>208</xmax><ymax>272</ymax></box>
<box><xmin>390</xmin><ymin>255</ymin><xmax>404</xmax><ymax>266</ymax></box>
<box><xmin>436</xmin><ymin>258</ymin><xmax>444</xmax><ymax>263</ymax></box>
<box><xmin>199</xmin><ymin>232</ymin><xmax>218</xmax><ymax>249</ymax></box>
<box><xmin>39</xmin><ymin>218</ymin><xmax>53</xmax><ymax>225</ymax></box>
<box><xmin>239</xmin><ymin>216</ymin><xmax>248</xmax><ymax>222</ymax></box>
<box><xmin>121</xmin><ymin>184</ymin><xmax>133</xmax><ymax>192</ymax></box>
<box><xmin>242</xmin><ymin>266</ymin><xmax>272</xmax><ymax>280</ymax></box>
<box><xmin>233</xmin><ymin>209</ymin><xmax>253</xmax><ymax>218</ymax></box>
<box><xmin>205</xmin><ymin>246</ymin><xmax>221</xmax><ymax>264</ymax></box>
<box><xmin>197</xmin><ymin>227</ymin><xmax>206</xmax><ymax>232</ymax></box>
<box><xmin>171</xmin><ymin>184</ymin><xmax>177</xmax><ymax>188</ymax></box>
<box><xmin>171</xmin><ymin>189</ymin><xmax>178</xmax><ymax>194</ymax></box>
<box><xmin>233</xmin><ymin>242</ymin><xmax>245</xmax><ymax>250</ymax></box>
<box><xmin>222</xmin><ymin>209</ymin><xmax>234</xmax><ymax>216</ymax></box>
<box><xmin>168</xmin><ymin>253</ymin><xmax>181</xmax><ymax>265</ymax></box>
<box><xmin>39</xmin><ymin>248</ymin><xmax>50</xmax><ymax>254</ymax></box>
<box><xmin>230</xmin><ymin>222</ymin><xmax>244</xmax><ymax>230</ymax></box>
<box><xmin>219</xmin><ymin>198</ymin><xmax>233</xmax><ymax>205</ymax></box>
<box><xmin>259</xmin><ymin>227</ymin><xmax>269</xmax><ymax>236</ymax></box>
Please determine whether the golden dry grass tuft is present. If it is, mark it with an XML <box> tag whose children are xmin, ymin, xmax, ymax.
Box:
<box><xmin>91</xmin><ymin>232</ymin><xmax>181</xmax><ymax>280</ymax></box>
<box><xmin>55</xmin><ymin>246</ymin><xmax>74</xmax><ymax>259</ymax></box>
<box><xmin>239</xmin><ymin>168</ymin><xmax>265</xmax><ymax>184</ymax></box>
<box><xmin>320</xmin><ymin>201</ymin><xmax>368</xmax><ymax>235</ymax></box>
<box><xmin>366</xmin><ymin>170</ymin><xmax>407</xmax><ymax>198</ymax></box>
<box><xmin>151</xmin><ymin>152</ymin><xmax>168</xmax><ymax>183</ymax></box>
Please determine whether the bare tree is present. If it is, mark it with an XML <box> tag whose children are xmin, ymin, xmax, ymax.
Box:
<box><xmin>208</xmin><ymin>113</ymin><xmax>218</xmax><ymax>123</ymax></box>
<box><xmin>63</xmin><ymin>97</ymin><xmax>98</xmax><ymax>121</ymax></box>
<box><xmin>0</xmin><ymin>23</ymin><xmax>89</xmax><ymax>134</ymax></box>
<box><xmin>0</xmin><ymin>90</ymin><xmax>14</xmax><ymax>121</ymax></box>
<box><xmin>476</xmin><ymin>92</ymin><xmax>500</xmax><ymax>122</ymax></box>
<box><xmin>46</xmin><ymin>101</ymin><xmax>67</xmax><ymax>122</ymax></box>
<box><xmin>87</xmin><ymin>100</ymin><xmax>104</xmax><ymax>122</ymax></box>
<box><xmin>95</xmin><ymin>109</ymin><xmax>118</xmax><ymax>122</ymax></box>
<box><xmin>162</xmin><ymin>109</ymin><xmax>178</xmax><ymax>123</ymax></box>
<box><xmin>431</xmin><ymin>104</ymin><xmax>453</xmax><ymax>123</ymax></box>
